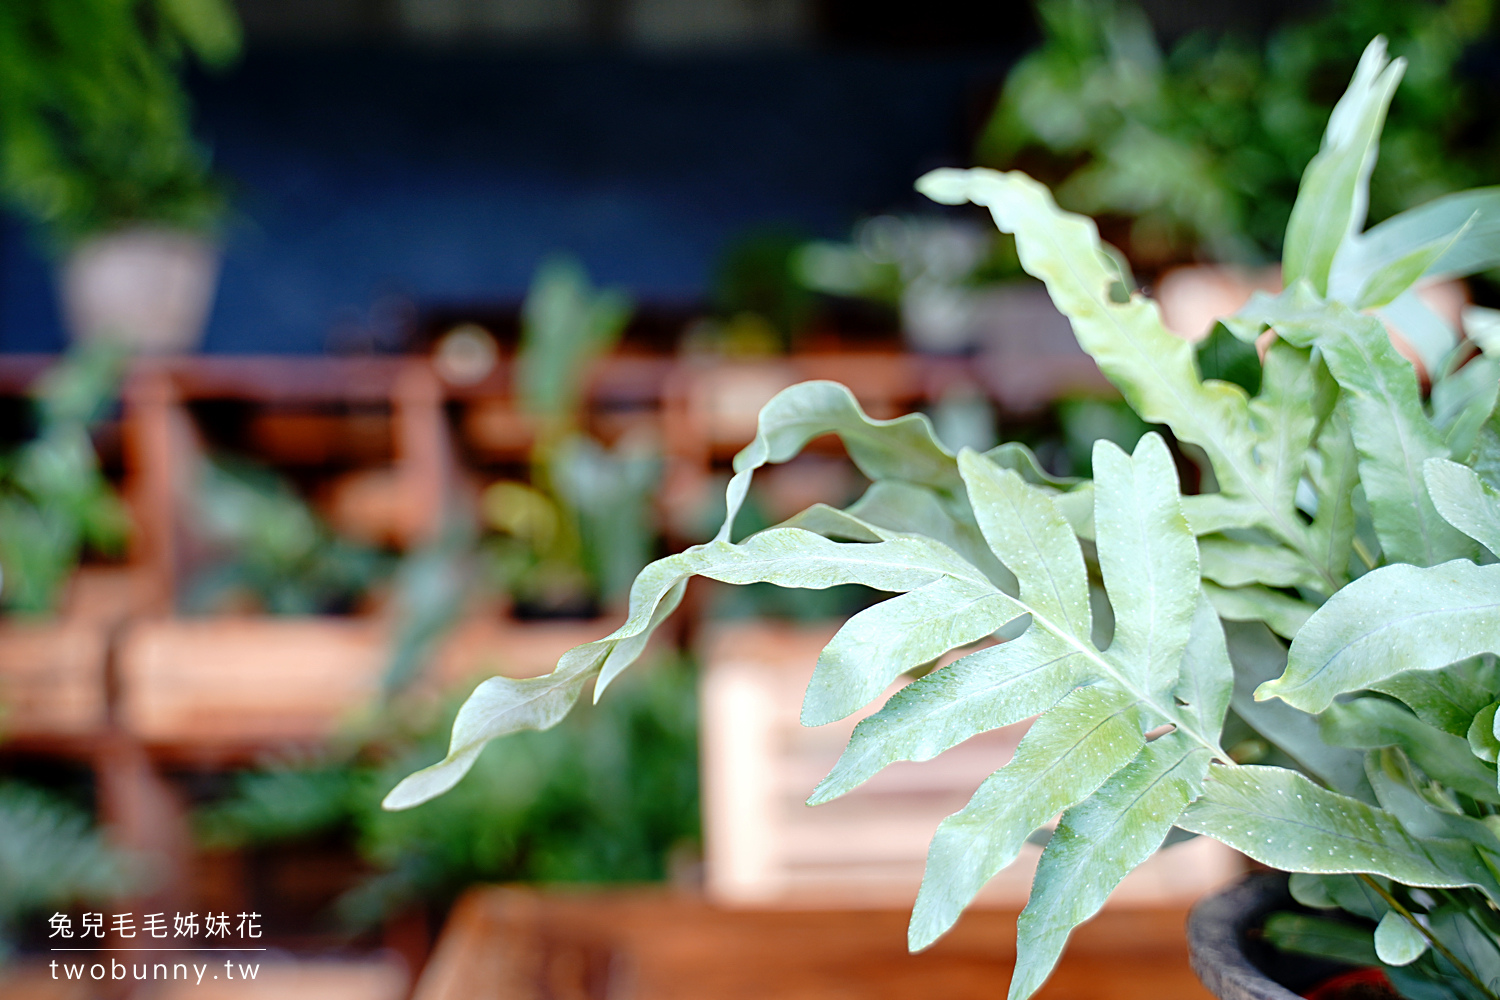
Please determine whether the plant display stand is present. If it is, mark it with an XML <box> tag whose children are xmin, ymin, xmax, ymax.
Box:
<box><xmin>0</xmin><ymin>347</ymin><xmax>1118</xmax><ymax>989</ymax></box>
<box><xmin>411</xmin><ymin>886</ymin><xmax>1214</xmax><ymax>1000</ymax></box>
<box><xmin>116</xmin><ymin>614</ymin><xmax>616</xmax><ymax>749</ymax></box>
<box><xmin>698</xmin><ymin>621</ymin><xmax>1245</xmax><ymax>909</ymax></box>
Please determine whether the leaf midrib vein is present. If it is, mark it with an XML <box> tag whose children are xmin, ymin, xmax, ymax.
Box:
<box><xmin>1033</xmin><ymin>203</ymin><xmax>1335</xmax><ymax>592</ymax></box>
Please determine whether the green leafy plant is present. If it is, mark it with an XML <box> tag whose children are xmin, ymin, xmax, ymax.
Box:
<box><xmin>0</xmin><ymin>0</ymin><xmax>241</xmax><ymax>247</ymax></box>
<box><xmin>0</xmin><ymin>346</ymin><xmax>130</xmax><ymax>614</ymax></box>
<box><xmin>183</xmin><ymin>456</ymin><xmax>388</xmax><ymax>615</ymax></box>
<box><xmin>983</xmin><ymin>0</ymin><xmax>1496</xmax><ymax>265</ymax></box>
<box><xmin>0</xmin><ymin>783</ymin><xmax>133</xmax><ymax>963</ymax></box>
<box><xmin>388</xmin><ymin>36</ymin><xmax>1500</xmax><ymax>1000</ymax></box>
<box><xmin>482</xmin><ymin>257</ymin><xmax>654</xmax><ymax>614</ymax></box>
<box><xmin>198</xmin><ymin>656</ymin><xmax>698</xmax><ymax>930</ymax></box>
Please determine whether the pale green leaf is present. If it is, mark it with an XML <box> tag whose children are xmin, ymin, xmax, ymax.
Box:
<box><xmin>1371</xmin><ymin>659</ymin><xmax>1499</xmax><ymax>738</ymax></box>
<box><xmin>1181</xmin><ymin>494</ymin><xmax>1267</xmax><ymax>535</ymax></box>
<box><xmin>1319</xmin><ymin>698</ymin><xmax>1500</xmax><ymax>804</ymax></box>
<box><xmin>1239</xmin><ymin>286</ymin><xmax>1472</xmax><ymax>566</ymax></box>
<box><xmin>381</xmin><ymin>656</ymin><xmax>599</xmax><ymax>810</ymax></box>
<box><xmin>1252</xmin><ymin>340</ymin><xmax>1327</xmax><ymax>514</ymax></box>
<box><xmin>842</xmin><ymin>478</ymin><xmax>1014</xmax><ymax>591</ymax></box>
<box><xmin>809</xmin><ymin>628</ymin><xmax>1089</xmax><ymax>805</ymax></box>
<box><xmin>1355</xmin><ymin>213</ymin><xmax>1476</xmax><ymax>311</ymax></box>
<box><xmin>1266</xmin><ymin>560</ymin><xmax>1500</xmax><ymax>713</ymax></box>
<box><xmin>719</xmin><ymin>381</ymin><xmax>959</xmax><ymax>542</ymax></box>
<box><xmin>804</xmin><ymin>575</ymin><xmax>1019</xmax><ymax>726</ymax></box>
<box><xmin>596</xmin><ymin>579</ymin><xmax>688</xmax><ymax>692</ymax></box>
<box><xmin>983</xmin><ymin>441</ymin><xmax>1082</xmax><ymax>489</ymax></box>
<box><xmin>958</xmin><ymin>449</ymin><xmax>1090</xmax><ymax>636</ymax></box>
<box><xmin>776</xmin><ymin>502</ymin><xmax>886</xmax><ymax>543</ymax></box>
<box><xmin>1225</xmin><ymin>621</ymin><xmax>1371</xmax><ymax>797</ymax></box>
<box><xmin>1199</xmin><ymin>538</ymin><xmax>1326</xmax><ymax>590</ymax></box>
<box><xmin>1179</xmin><ymin>765</ymin><xmax>1492</xmax><ymax>890</ymax></box>
<box><xmin>1092</xmin><ymin>434</ymin><xmax>1198</xmax><ymax>694</ymax></box>
<box><xmin>908</xmin><ymin>684</ymin><xmax>1144</xmax><ymax>951</ymax></box>
<box><xmin>1426</xmin><ymin>457</ymin><xmax>1500</xmax><ymax>557</ymax></box>
<box><xmin>1469</xmin><ymin>306</ymin><xmax>1500</xmax><ymax>358</ymax></box>
<box><xmin>825</xmin><ymin>431</ymin><xmax>1225</xmax><ymax>812</ymax></box>
<box><xmin>1339</xmin><ymin>188</ymin><xmax>1500</xmax><ymax>293</ymax></box>
<box><xmin>1468</xmin><ymin>703</ymin><xmax>1499</xmax><ymax>764</ymax></box>
<box><xmin>1474</xmin><ymin>407</ymin><xmax>1500</xmax><ymax>492</ymax></box>
<box><xmin>1264</xmin><ymin>914</ymin><xmax>1380</xmax><ymax>967</ymax></box>
<box><xmin>1289</xmin><ymin>872</ymin><xmax>1388</xmax><ymax>919</ymax></box>
<box><xmin>905</xmin><ymin>432</ymin><xmax>1228</xmax><ymax>981</ymax></box>
<box><xmin>1008</xmin><ymin>732</ymin><xmax>1211</xmax><ymax>1000</ymax></box>
<box><xmin>1427</xmin><ymin>908</ymin><xmax>1500</xmax><ymax>991</ymax></box>
<box><xmin>1432</xmin><ymin>355</ymin><xmax>1498</xmax><ymax>427</ymax></box>
<box><xmin>1172</xmin><ymin>591</ymin><xmax>1233</xmax><ymax>734</ymax></box>
<box><xmin>1283</xmin><ymin>39</ymin><xmax>1404</xmax><ymax>296</ymax></box>
<box><xmin>1307</xmin><ymin>410</ymin><xmax>1360</xmax><ymax>584</ymax></box>
<box><xmin>918</xmin><ymin>167</ymin><xmax>1336</xmax><ymax>593</ymax></box>
<box><xmin>1379</xmin><ymin>291</ymin><xmax>1459</xmax><ymax>378</ymax></box>
<box><xmin>1307</xmin><ymin>306</ymin><xmax>1474</xmax><ymax>566</ymax></box>
<box><xmin>389</xmin><ymin>527</ymin><xmax>986</xmax><ymax>808</ymax></box>
<box><xmin>1203</xmin><ymin>582</ymin><xmax>1316</xmax><ymax>640</ymax></box>
<box><xmin>1366</xmin><ymin>748</ymin><xmax>1500</xmax><ymax>850</ymax></box>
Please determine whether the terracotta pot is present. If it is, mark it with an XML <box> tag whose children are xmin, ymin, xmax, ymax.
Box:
<box><xmin>1188</xmin><ymin>873</ymin><xmax>1360</xmax><ymax>1000</ymax></box>
<box><xmin>61</xmin><ymin>226</ymin><xmax>220</xmax><ymax>353</ymax></box>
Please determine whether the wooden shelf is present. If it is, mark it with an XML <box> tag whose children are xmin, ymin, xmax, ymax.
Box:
<box><xmin>412</xmin><ymin>886</ymin><xmax>1216</xmax><ymax>1000</ymax></box>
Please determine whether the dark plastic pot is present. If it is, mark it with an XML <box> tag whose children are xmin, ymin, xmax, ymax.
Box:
<box><xmin>1188</xmin><ymin>873</ymin><xmax>1357</xmax><ymax>1000</ymax></box>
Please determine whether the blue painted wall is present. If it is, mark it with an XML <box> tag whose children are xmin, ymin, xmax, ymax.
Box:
<box><xmin>0</xmin><ymin>49</ymin><xmax>1010</xmax><ymax>354</ymax></box>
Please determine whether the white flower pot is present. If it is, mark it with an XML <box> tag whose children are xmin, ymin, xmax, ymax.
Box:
<box><xmin>61</xmin><ymin>227</ymin><xmax>220</xmax><ymax>353</ymax></box>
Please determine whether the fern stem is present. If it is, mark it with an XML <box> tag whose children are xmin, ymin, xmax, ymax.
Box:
<box><xmin>1023</xmin><ymin>612</ymin><xmax>1233</xmax><ymax>765</ymax></box>
<box><xmin>1358</xmin><ymin>874</ymin><xmax>1500</xmax><ymax>1000</ymax></box>
<box><xmin>1351</xmin><ymin>537</ymin><xmax>1378</xmax><ymax>571</ymax></box>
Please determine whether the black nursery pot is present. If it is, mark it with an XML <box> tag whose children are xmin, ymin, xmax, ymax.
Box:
<box><xmin>1188</xmin><ymin>874</ymin><xmax>1373</xmax><ymax>1000</ymax></box>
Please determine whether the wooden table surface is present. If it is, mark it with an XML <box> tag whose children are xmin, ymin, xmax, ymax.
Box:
<box><xmin>412</xmin><ymin>887</ymin><xmax>1218</xmax><ymax>1000</ymax></box>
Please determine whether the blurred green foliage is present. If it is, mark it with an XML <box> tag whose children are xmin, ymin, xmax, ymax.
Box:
<box><xmin>182</xmin><ymin>456</ymin><xmax>389</xmax><ymax>616</ymax></box>
<box><xmin>197</xmin><ymin>656</ymin><xmax>700</xmax><ymax>929</ymax></box>
<box><xmin>0</xmin><ymin>0</ymin><xmax>241</xmax><ymax>248</ymax></box>
<box><xmin>982</xmin><ymin>0</ymin><xmax>1498</xmax><ymax>265</ymax></box>
<box><xmin>711</xmin><ymin>227</ymin><xmax>817</xmax><ymax>351</ymax></box>
<box><xmin>485</xmin><ymin>258</ymin><xmax>656</xmax><ymax>614</ymax></box>
<box><xmin>0</xmin><ymin>346</ymin><xmax>130</xmax><ymax>614</ymax></box>
<box><xmin>0</xmin><ymin>783</ymin><xmax>133</xmax><ymax>963</ymax></box>
<box><xmin>516</xmin><ymin>257</ymin><xmax>632</xmax><ymax>430</ymax></box>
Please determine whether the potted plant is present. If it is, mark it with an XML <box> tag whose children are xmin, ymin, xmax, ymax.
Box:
<box><xmin>0</xmin><ymin>0</ymin><xmax>241</xmax><ymax>352</ymax></box>
<box><xmin>477</xmin><ymin>256</ymin><xmax>653</xmax><ymax>620</ymax></box>
<box><xmin>0</xmin><ymin>346</ymin><xmax>131</xmax><ymax>737</ymax></box>
<box><xmin>387</xmin><ymin>36</ymin><xmax>1500</xmax><ymax>1000</ymax></box>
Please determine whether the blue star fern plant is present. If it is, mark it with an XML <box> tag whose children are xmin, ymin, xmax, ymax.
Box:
<box><xmin>388</xmin><ymin>37</ymin><xmax>1500</xmax><ymax>1000</ymax></box>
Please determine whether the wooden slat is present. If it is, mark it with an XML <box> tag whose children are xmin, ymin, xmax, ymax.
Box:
<box><xmin>698</xmin><ymin>620</ymin><xmax>1244</xmax><ymax>909</ymax></box>
<box><xmin>0</xmin><ymin>620</ymin><xmax>107</xmax><ymax>736</ymax></box>
<box><xmin>113</xmin><ymin>615</ymin><xmax>615</xmax><ymax>749</ymax></box>
<box><xmin>412</xmin><ymin>887</ymin><xmax>1217</xmax><ymax>1000</ymax></box>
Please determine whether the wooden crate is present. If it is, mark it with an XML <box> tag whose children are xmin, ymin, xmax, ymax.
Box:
<box><xmin>411</xmin><ymin>886</ymin><xmax>1216</xmax><ymax>1000</ymax></box>
<box><xmin>699</xmin><ymin>621</ymin><xmax>1244</xmax><ymax>909</ymax></box>
<box><xmin>115</xmin><ymin>615</ymin><xmax>614</xmax><ymax>746</ymax></box>
<box><xmin>117</xmin><ymin>617</ymin><xmax>386</xmax><ymax>744</ymax></box>
<box><xmin>0</xmin><ymin>620</ymin><xmax>107</xmax><ymax>738</ymax></box>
